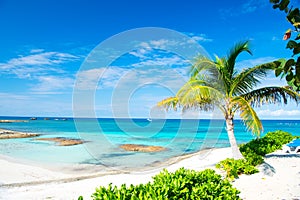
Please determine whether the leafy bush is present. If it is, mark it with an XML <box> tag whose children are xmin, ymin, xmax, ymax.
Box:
<box><xmin>216</xmin><ymin>158</ymin><xmax>258</xmax><ymax>180</ymax></box>
<box><xmin>92</xmin><ymin>168</ymin><xmax>241</xmax><ymax>200</ymax></box>
<box><xmin>243</xmin><ymin>152</ymin><xmax>264</xmax><ymax>166</ymax></box>
<box><xmin>217</xmin><ymin>130</ymin><xmax>294</xmax><ymax>179</ymax></box>
<box><xmin>240</xmin><ymin>130</ymin><xmax>294</xmax><ymax>157</ymax></box>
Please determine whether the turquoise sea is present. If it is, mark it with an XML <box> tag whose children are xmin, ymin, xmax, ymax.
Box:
<box><xmin>0</xmin><ymin>117</ymin><xmax>299</xmax><ymax>169</ymax></box>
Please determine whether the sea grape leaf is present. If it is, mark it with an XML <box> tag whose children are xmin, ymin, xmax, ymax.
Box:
<box><xmin>293</xmin><ymin>47</ymin><xmax>300</xmax><ymax>55</ymax></box>
<box><xmin>284</xmin><ymin>58</ymin><xmax>296</xmax><ymax>68</ymax></box>
<box><xmin>286</xmin><ymin>72</ymin><xmax>293</xmax><ymax>81</ymax></box>
<box><xmin>286</xmin><ymin>40</ymin><xmax>297</xmax><ymax>49</ymax></box>
<box><xmin>279</xmin><ymin>0</ymin><xmax>290</xmax><ymax>11</ymax></box>
<box><xmin>275</xmin><ymin>68</ymin><xmax>283</xmax><ymax>77</ymax></box>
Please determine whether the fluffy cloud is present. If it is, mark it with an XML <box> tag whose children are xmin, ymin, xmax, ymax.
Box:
<box><xmin>0</xmin><ymin>51</ymin><xmax>78</xmax><ymax>78</ymax></box>
<box><xmin>258</xmin><ymin>109</ymin><xmax>300</xmax><ymax>118</ymax></box>
<box><xmin>0</xmin><ymin>50</ymin><xmax>79</xmax><ymax>93</ymax></box>
<box><xmin>31</xmin><ymin>76</ymin><xmax>75</xmax><ymax>93</ymax></box>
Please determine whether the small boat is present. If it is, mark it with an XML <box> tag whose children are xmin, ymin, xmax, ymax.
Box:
<box><xmin>30</xmin><ymin>117</ymin><xmax>37</xmax><ymax>120</ymax></box>
<box><xmin>147</xmin><ymin>118</ymin><xmax>152</xmax><ymax>122</ymax></box>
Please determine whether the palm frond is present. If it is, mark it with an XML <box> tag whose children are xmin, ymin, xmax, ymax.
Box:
<box><xmin>190</xmin><ymin>56</ymin><xmax>220</xmax><ymax>82</ymax></box>
<box><xmin>157</xmin><ymin>97</ymin><xmax>179</xmax><ymax>111</ymax></box>
<box><xmin>226</xmin><ymin>41</ymin><xmax>252</xmax><ymax>79</ymax></box>
<box><xmin>230</xmin><ymin>61</ymin><xmax>277</xmax><ymax>96</ymax></box>
<box><xmin>242</xmin><ymin>86</ymin><xmax>300</xmax><ymax>107</ymax></box>
<box><xmin>177</xmin><ymin>82</ymin><xmax>224</xmax><ymax>112</ymax></box>
<box><xmin>231</xmin><ymin>97</ymin><xmax>263</xmax><ymax>136</ymax></box>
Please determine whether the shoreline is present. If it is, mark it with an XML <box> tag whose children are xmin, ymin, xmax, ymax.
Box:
<box><xmin>1</xmin><ymin>127</ymin><xmax>300</xmax><ymax>199</ymax></box>
<box><xmin>0</xmin><ymin>127</ymin><xmax>228</xmax><ymax>179</ymax></box>
<box><xmin>0</xmin><ymin>147</ymin><xmax>231</xmax><ymax>186</ymax></box>
<box><xmin>0</xmin><ymin>147</ymin><xmax>233</xmax><ymax>199</ymax></box>
<box><xmin>1</xmin><ymin>148</ymin><xmax>300</xmax><ymax>199</ymax></box>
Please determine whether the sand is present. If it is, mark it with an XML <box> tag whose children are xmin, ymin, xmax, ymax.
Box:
<box><xmin>0</xmin><ymin>148</ymin><xmax>299</xmax><ymax>200</ymax></box>
<box><xmin>232</xmin><ymin>151</ymin><xmax>300</xmax><ymax>200</ymax></box>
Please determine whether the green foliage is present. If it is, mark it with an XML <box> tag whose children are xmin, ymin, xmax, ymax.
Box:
<box><xmin>217</xmin><ymin>130</ymin><xmax>294</xmax><ymax>179</ymax></box>
<box><xmin>243</xmin><ymin>152</ymin><xmax>264</xmax><ymax>166</ymax></box>
<box><xmin>158</xmin><ymin>41</ymin><xmax>299</xmax><ymax>140</ymax></box>
<box><xmin>216</xmin><ymin>159</ymin><xmax>258</xmax><ymax>180</ymax></box>
<box><xmin>91</xmin><ymin>168</ymin><xmax>241</xmax><ymax>200</ymax></box>
<box><xmin>270</xmin><ymin>0</ymin><xmax>300</xmax><ymax>91</ymax></box>
<box><xmin>240</xmin><ymin>130</ymin><xmax>294</xmax><ymax>157</ymax></box>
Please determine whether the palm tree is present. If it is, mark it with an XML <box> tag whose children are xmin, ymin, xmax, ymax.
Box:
<box><xmin>158</xmin><ymin>41</ymin><xmax>300</xmax><ymax>159</ymax></box>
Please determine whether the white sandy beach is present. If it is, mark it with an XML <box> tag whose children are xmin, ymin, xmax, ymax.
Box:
<box><xmin>0</xmin><ymin>148</ymin><xmax>299</xmax><ymax>200</ymax></box>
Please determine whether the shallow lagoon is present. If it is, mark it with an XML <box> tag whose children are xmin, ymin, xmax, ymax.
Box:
<box><xmin>0</xmin><ymin>117</ymin><xmax>299</xmax><ymax>169</ymax></box>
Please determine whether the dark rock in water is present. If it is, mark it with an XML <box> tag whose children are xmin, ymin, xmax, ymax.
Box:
<box><xmin>35</xmin><ymin>137</ymin><xmax>85</xmax><ymax>146</ymax></box>
<box><xmin>120</xmin><ymin>144</ymin><xmax>167</xmax><ymax>152</ymax></box>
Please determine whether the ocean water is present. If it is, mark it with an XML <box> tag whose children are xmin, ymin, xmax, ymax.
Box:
<box><xmin>0</xmin><ymin>117</ymin><xmax>299</xmax><ymax>169</ymax></box>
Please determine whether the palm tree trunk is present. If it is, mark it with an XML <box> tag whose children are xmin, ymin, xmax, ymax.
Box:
<box><xmin>225</xmin><ymin>117</ymin><xmax>244</xmax><ymax>159</ymax></box>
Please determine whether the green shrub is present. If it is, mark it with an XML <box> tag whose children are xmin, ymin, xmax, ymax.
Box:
<box><xmin>91</xmin><ymin>168</ymin><xmax>241</xmax><ymax>200</ymax></box>
<box><xmin>216</xmin><ymin>158</ymin><xmax>258</xmax><ymax>180</ymax></box>
<box><xmin>243</xmin><ymin>152</ymin><xmax>264</xmax><ymax>166</ymax></box>
<box><xmin>240</xmin><ymin>130</ymin><xmax>294</xmax><ymax>157</ymax></box>
<box><xmin>217</xmin><ymin>130</ymin><xmax>294</xmax><ymax>179</ymax></box>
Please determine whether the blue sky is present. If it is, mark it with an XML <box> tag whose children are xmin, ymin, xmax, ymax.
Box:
<box><xmin>0</xmin><ymin>0</ymin><xmax>299</xmax><ymax>119</ymax></box>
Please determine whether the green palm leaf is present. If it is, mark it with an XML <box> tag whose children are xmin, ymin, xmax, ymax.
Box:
<box><xmin>231</xmin><ymin>97</ymin><xmax>263</xmax><ymax>136</ymax></box>
<box><xmin>178</xmin><ymin>84</ymin><xmax>222</xmax><ymax>112</ymax></box>
<box><xmin>157</xmin><ymin>97</ymin><xmax>179</xmax><ymax>111</ymax></box>
<box><xmin>242</xmin><ymin>86</ymin><xmax>300</xmax><ymax>107</ymax></box>
<box><xmin>226</xmin><ymin>41</ymin><xmax>252</xmax><ymax>79</ymax></box>
<box><xmin>230</xmin><ymin>61</ymin><xmax>277</xmax><ymax>96</ymax></box>
<box><xmin>158</xmin><ymin>40</ymin><xmax>300</xmax><ymax>159</ymax></box>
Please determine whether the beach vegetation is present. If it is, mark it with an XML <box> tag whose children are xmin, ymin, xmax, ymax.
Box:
<box><xmin>91</xmin><ymin>168</ymin><xmax>241</xmax><ymax>200</ymax></box>
<box><xmin>217</xmin><ymin>130</ymin><xmax>294</xmax><ymax>179</ymax></box>
<box><xmin>216</xmin><ymin>158</ymin><xmax>259</xmax><ymax>180</ymax></box>
<box><xmin>270</xmin><ymin>0</ymin><xmax>300</xmax><ymax>91</ymax></box>
<box><xmin>239</xmin><ymin>130</ymin><xmax>294</xmax><ymax>159</ymax></box>
<box><xmin>158</xmin><ymin>41</ymin><xmax>300</xmax><ymax>159</ymax></box>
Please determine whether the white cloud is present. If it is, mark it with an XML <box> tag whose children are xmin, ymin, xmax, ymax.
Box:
<box><xmin>258</xmin><ymin>109</ymin><xmax>300</xmax><ymax>118</ymax></box>
<box><xmin>31</xmin><ymin>76</ymin><xmax>75</xmax><ymax>93</ymax></box>
<box><xmin>0</xmin><ymin>51</ymin><xmax>79</xmax><ymax>78</ymax></box>
<box><xmin>191</xmin><ymin>35</ymin><xmax>212</xmax><ymax>42</ymax></box>
<box><xmin>132</xmin><ymin>55</ymin><xmax>188</xmax><ymax>67</ymax></box>
<box><xmin>30</xmin><ymin>49</ymin><xmax>45</xmax><ymax>53</ymax></box>
<box><xmin>184</xmin><ymin>33</ymin><xmax>213</xmax><ymax>43</ymax></box>
<box><xmin>0</xmin><ymin>50</ymin><xmax>80</xmax><ymax>92</ymax></box>
<box><xmin>0</xmin><ymin>92</ymin><xmax>32</xmax><ymax>100</ymax></box>
<box><xmin>76</xmin><ymin>54</ymin><xmax>190</xmax><ymax>91</ymax></box>
<box><xmin>75</xmin><ymin>67</ymin><xmax>130</xmax><ymax>90</ymax></box>
<box><xmin>149</xmin><ymin>39</ymin><xmax>174</xmax><ymax>49</ymax></box>
<box><xmin>129</xmin><ymin>48</ymin><xmax>148</xmax><ymax>59</ymax></box>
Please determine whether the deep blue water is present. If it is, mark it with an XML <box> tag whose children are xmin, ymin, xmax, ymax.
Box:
<box><xmin>0</xmin><ymin>116</ymin><xmax>299</xmax><ymax>168</ymax></box>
